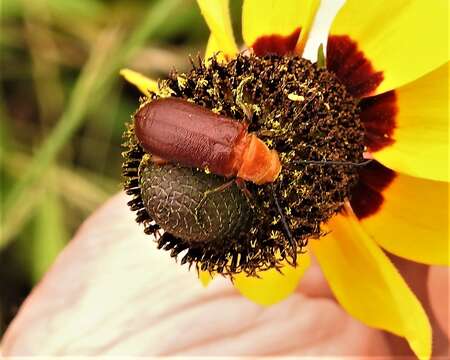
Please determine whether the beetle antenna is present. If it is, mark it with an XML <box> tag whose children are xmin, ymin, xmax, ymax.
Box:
<box><xmin>271</xmin><ymin>184</ymin><xmax>297</xmax><ymax>265</ymax></box>
<box><xmin>294</xmin><ymin>158</ymin><xmax>373</xmax><ymax>167</ymax></box>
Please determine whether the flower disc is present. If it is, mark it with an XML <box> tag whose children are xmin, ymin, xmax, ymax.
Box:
<box><xmin>122</xmin><ymin>54</ymin><xmax>365</xmax><ymax>276</ymax></box>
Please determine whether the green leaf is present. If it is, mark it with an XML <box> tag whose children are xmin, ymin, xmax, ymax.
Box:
<box><xmin>0</xmin><ymin>151</ymin><xmax>114</xmax><ymax>244</ymax></box>
<box><xmin>0</xmin><ymin>0</ymin><xmax>184</xmax><ymax>251</ymax></box>
<box><xmin>0</xmin><ymin>0</ymin><xmax>22</xmax><ymax>19</ymax></box>
<box><xmin>31</xmin><ymin>186</ymin><xmax>68</xmax><ymax>283</ymax></box>
<box><xmin>317</xmin><ymin>43</ymin><xmax>326</xmax><ymax>69</ymax></box>
<box><xmin>46</xmin><ymin>0</ymin><xmax>106</xmax><ymax>20</ymax></box>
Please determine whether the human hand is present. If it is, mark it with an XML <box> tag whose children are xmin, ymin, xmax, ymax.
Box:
<box><xmin>1</xmin><ymin>193</ymin><xmax>447</xmax><ymax>357</ymax></box>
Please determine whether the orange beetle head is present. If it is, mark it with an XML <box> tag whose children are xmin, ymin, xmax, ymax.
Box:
<box><xmin>237</xmin><ymin>134</ymin><xmax>282</xmax><ymax>184</ymax></box>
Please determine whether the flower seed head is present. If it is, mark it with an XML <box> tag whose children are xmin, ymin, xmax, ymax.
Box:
<box><xmin>122</xmin><ymin>53</ymin><xmax>365</xmax><ymax>276</ymax></box>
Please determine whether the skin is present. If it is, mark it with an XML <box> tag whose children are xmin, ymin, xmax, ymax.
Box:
<box><xmin>0</xmin><ymin>193</ymin><xmax>448</xmax><ymax>357</ymax></box>
<box><xmin>428</xmin><ymin>267</ymin><xmax>450</xmax><ymax>344</ymax></box>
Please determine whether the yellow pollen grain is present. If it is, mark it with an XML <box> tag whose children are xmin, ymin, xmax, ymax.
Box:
<box><xmin>270</xmin><ymin>230</ymin><xmax>280</xmax><ymax>240</ymax></box>
<box><xmin>197</xmin><ymin>79</ymin><xmax>208</xmax><ymax>88</ymax></box>
<box><xmin>158</xmin><ymin>85</ymin><xmax>175</xmax><ymax>98</ymax></box>
<box><xmin>211</xmin><ymin>106</ymin><xmax>223</xmax><ymax>114</ymax></box>
<box><xmin>177</xmin><ymin>75</ymin><xmax>188</xmax><ymax>89</ymax></box>
<box><xmin>288</xmin><ymin>93</ymin><xmax>305</xmax><ymax>101</ymax></box>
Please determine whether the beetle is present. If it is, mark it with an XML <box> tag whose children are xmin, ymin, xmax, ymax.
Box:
<box><xmin>133</xmin><ymin>97</ymin><xmax>282</xmax><ymax>185</ymax></box>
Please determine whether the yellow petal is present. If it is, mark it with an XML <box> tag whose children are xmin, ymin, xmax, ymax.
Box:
<box><xmin>331</xmin><ymin>0</ymin><xmax>448</xmax><ymax>94</ymax></box>
<box><xmin>233</xmin><ymin>253</ymin><xmax>311</xmax><ymax>306</ymax></box>
<box><xmin>196</xmin><ymin>0</ymin><xmax>238</xmax><ymax>60</ymax></box>
<box><xmin>359</xmin><ymin>173</ymin><xmax>449</xmax><ymax>265</ymax></box>
<box><xmin>120</xmin><ymin>68</ymin><xmax>159</xmax><ymax>97</ymax></box>
<box><xmin>372</xmin><ymin>63</ymin><xmax>449</xmax><ymax>182</ymax></box>
<box><xmin>198</xmin><ymin>269</ymin><xmax>214</xmax><ymax>287</ymax></box>
<box><xmin>294</xmin><ymin>0</ymin><xmax>321</xmax><ymax>55</ymax></box>
<box><xmin>242</xmin><ymin>0</ymin><xmax>319</xmax><ymax>56</ymax></box>
<box><xmin>312</xmin><ymin>209</ymin><xmax>431</xmax><ymax>360</ymax></box>
<box><xmin>205</xmin><ymin>34</ymin><xmax>227</xmax><ymax>63</ymax></box>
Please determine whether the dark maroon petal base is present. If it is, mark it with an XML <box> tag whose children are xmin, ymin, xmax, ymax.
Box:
<box><xmin>350</xmin><ymin>161</ymin><xmax>396</xmax><ymax>219</ymax></box>
<box><xmin>360</xmin><ymin>91</ymin><xmax>397</xmax><ymax>152</ymax></box>
<box><xmin>252</xmin><ymin>28</ymin><xmax>301</xmax><ymax>56</ymax></box>
<box><xmin>327</xmin><ymin>35</ymin><xmax>384</xmax><ymax>98</ymax></box>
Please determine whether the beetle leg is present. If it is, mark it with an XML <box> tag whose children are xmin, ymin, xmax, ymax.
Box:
<box><xmin>270</xmin><ymin>184</ymin><xmax>297</xmax><ymax>265</ymax></box>
<box><xmin>255</xmin><ymin>129</ymin><xmax>276</xmax><ymax>137</ymax></box>
<box><xmin>235</xmin><ymin>178</ymin><xmax>253</xmax><ymax>201</ymax></box>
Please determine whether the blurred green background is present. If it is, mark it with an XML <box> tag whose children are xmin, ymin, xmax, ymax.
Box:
<box><xmin>0</xmin><ymin>0</ymin><xmax>243</xmax><ymax>334</ymax></box>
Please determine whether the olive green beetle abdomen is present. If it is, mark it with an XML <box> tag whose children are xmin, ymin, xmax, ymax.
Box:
<box><xmin>139</xmin><ymin>159</ymin><xmax>253</xmax><ymax>244</ymax></box>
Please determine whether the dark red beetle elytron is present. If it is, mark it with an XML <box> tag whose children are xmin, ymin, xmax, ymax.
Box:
<box><xmin>134</xmin><ymin>98</ymin><xmax>282</xmax><ymax>185</ymax></box>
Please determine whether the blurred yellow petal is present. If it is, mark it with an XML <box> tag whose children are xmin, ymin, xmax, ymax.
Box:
<box><xmin>205</xmin><ymin>34</ymin><xmax>227</xmax><ymax>63</ymax></box>
<box><xmin>234</xmin><ymin>253</ymin><xmax>311</xmax><ymax>306</ymax></box>
<box><xmin>198</xmin><ymin>270</ymin><xmax>214</xmax><ymax>287</ymax></box>
<box><xmin>360</xmin><ymin>173</ymin><xmax>449</xmax><ymax>265</ymax></box>
<box><xmin>196</xmin><ymin>0</ymin><xmax>238</xmax><ymax>60</ymax></box>
<box><xmin>120</xmin><ymin>68</ymin><xmax>158</xmax><ymax>97</ymax></box>
<box><xmin>312</xmin><ymin>209</ymin><xmax>431</xmax><ymax>360</ymax></box>
<box><xmin>331</xmin><ymin>0</ymin><xmax>448</xmax><ymax>94</ymax></box>
<box><xmin>242</xmin><ymin>0</ymin><xmax>319</xmax><ymax>56</ymax></box>
<box><xmin>372</xmin><ymin>63</ymin><xmax>449</xmax><ymax>182</ymax></box>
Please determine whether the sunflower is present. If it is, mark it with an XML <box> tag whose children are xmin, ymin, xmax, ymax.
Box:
<box><xmin>120</xmin><ymin>1</ymin><xmax>449</xmax><ymax>359</ymax></box>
